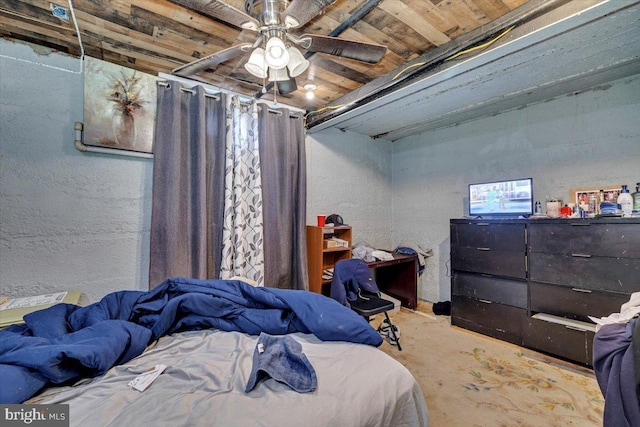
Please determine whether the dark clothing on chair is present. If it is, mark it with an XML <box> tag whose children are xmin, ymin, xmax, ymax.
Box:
<box><xmin>330</xmin><ymin>258</ymin><xmax>379</xmax><ymax>308</ymax></box>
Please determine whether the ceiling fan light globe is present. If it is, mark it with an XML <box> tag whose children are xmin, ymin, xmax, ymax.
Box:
<box><xmin>287</xmin><ymin>46</ymin><xmax>309</xmax><ymax>77</ymax></box>
<box><xmin>265</xmin><ymin>37</ymin><xmax>289</xmax><ymax>69</ymax></box>
<box><xmin>244</xmin><ymin>48</ymin><xmax>267</xmax><ymax>79</ymax></box>
<box><xmin>268</xmin><ymin>68</ymin><xmax>290</xmax><ymax>82</ymax></box>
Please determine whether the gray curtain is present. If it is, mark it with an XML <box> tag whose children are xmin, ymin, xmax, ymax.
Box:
<box><xmin>258</xmin><ymin>106</ymin><xmax>308</xmax><ymax>290</ymax></box>
<box><xmin>149</xmin><ymin>83</ymin><xmax>307</xmax><ymax>291</ymax></box>
<box><xmin>148</xmin><ymin>83</ymin><xmax>226</xmax><ymax>288</ymax></box>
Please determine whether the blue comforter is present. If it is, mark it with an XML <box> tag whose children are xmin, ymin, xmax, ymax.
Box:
<box><xmin>593</xmin><ymin>317</ymin><xmax>640</xmax><ymax>427</ymax></box>
<box><xmin>0</xmin><ymin>278</ymin><xmax>382</xmax><ymax>403</ymax></box>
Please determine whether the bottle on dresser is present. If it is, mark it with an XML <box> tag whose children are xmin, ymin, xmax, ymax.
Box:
<box><xmin>632</xmin><ymin>183</ymin><xmax>640</xmax><ymax>213</ymax></box>
<box><xmin>617</xmin><ymin>185</ymin><xmax>633</xmax><ymax>216</ymax></box>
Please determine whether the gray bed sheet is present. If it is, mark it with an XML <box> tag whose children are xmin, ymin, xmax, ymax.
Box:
<box><xmin>28</xmin><ymin>330</ymin><xmax>429</xmax><ymax>427</ymax></box>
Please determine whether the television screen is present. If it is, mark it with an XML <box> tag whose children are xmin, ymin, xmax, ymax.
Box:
<box><xmin>469</xmin><ymin>178</ymin><xmax>533</xmax><ymax>217</ymax></box>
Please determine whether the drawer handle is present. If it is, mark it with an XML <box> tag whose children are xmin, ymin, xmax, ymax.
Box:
<box><xmin>478</xmin><ymin>299</ymin><xmax>492</xmax><ymax>304</ymax></box>
<box><xmin>571</xmin><ymin>288</ymin><xmax>592</xmax><ymax>293</ymax></box>
<box><xmin>476</xmin><ymin>223</ymin><xmax>490</xmax><ymax>226</ymax></box>
<box><xmin>570</xmin><ymin>223</ymin><xmax>591</xmax><ymax>226</ymax></box>
<box><xmin>477</xmin><ymin>247</ymin><xmax>490</xmax><ymax>251</ymax></box>
<box><xmin>571</xmin><ymin>253</ymin><xmax>592</xmax><ymax>258</ymax></box>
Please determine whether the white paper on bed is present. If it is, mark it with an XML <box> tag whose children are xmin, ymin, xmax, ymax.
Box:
<box><xmin>28</xmin><ymin>330</ymin><xmax>428</xmax><ymax>427</ymax></box>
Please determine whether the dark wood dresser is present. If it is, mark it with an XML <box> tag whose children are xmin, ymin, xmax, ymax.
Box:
<box><xmin>450</xmin><ymin>217</ymin><xmax>640</xmax><ymax>366</ymax></box>
<box><xmin>450</xmin><ymin>220</ymin><xmax>528</xmax><ymax>345</ymax></box>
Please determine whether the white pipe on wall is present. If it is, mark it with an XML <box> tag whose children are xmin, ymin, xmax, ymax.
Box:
<box><xmin>73</xmin><ymin>122</ymin><xmax>154</xmax><ymax>159</ymax></box>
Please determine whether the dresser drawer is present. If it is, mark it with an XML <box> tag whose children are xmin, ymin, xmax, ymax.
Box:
<box><xmin>451</xmin><ymin>296</ymin><xmax>525</xmax><ymax>345</ymax></box>
<box><xmin>529</xmin><ymin>253</ymin><xmax>640</xmax><ymax>293</ymax></box>
<box><xmin>529</xmin><ymin>281</ymin><xmax>629</xmax><ymax>321</ymax></box>
<box><xmin>523</xmin><ymin>316</ymin><xmax>594</xmax><ymax>366</ymax></box>
<box><xmin>451</xmin><ymin>247</ymin><xmax>526</xmax><ymax>278</ymax></box>
<box><xmin>453</xmin><ymin>272</ymin><xmax>527</xmax><ymax>308</ymax></box>
<box><xmin>528</xmin><ymin>223</ymin><xmax>640</xmax><ymax>258</ymax></box>
<box><xmin>451</xmin><ymin>223</ymin><xmax>525</xmax><ymax>251</ymax></box>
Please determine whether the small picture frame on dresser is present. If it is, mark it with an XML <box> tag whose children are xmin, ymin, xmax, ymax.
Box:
<box><xmin>570</xmin><ymin>186</ymin><xmax>621</xmax><ymax>207</ymax></box>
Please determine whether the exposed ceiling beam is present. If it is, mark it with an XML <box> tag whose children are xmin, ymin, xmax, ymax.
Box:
<box><xmin>305</xmin><ymin>0</ymin><xmax>573</xmax><ymax>130</ymax></box>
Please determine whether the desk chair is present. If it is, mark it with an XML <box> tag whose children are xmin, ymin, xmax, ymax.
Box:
<box><xmin>350</xmin><ymin>289</ymin><xmax>402</xmax><ymax>351</ymax></box>
<box><xmin>330</xmin><ymin>259</ymin><xmax>402</xmax><ymax>351</ymax></box>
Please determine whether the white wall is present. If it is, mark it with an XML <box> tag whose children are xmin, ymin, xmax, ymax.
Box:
<box><xmin>392</xmin><ymin>74</ymin><xmax>640</xmax><ymax>302</ymax></box>
<box><xmin>305</xmin><ymin>128</ymin><xmax>392</xmax><ymax>249</ymax></box>
<box><xmin>0</xmin><ymin>40</ymin><xmax>153</xmax><ymax>302</ymax></box>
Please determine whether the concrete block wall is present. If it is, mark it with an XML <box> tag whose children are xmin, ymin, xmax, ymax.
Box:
<box><xmin>2</xmin><ymin>39</ymin><xmax>638</xmax><ymax>305</ymax></box>
<box><xmin>391</xmin><ymin>74</ymin><xmax>640</xmax><ymax>302</ymax></box>
<box><xmin>0</xmin><ymin>40</ymin><xmax>153</xmax><ymax>302</ymax></box>
<box><xmin>305</xmin><ymin>128</ymin><xmax>392</xmax><ymax>249</ymax></box>
<box><xmin>1</xmin><ymin>40</ymin><xmax>393</xmax><ymax>302</ymax></box>
<box><xmin>307</xmin><ymin>75</ymin><xmax>639</xmax><ymax>303</ymax></box>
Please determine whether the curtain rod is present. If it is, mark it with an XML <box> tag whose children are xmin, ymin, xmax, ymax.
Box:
<box><xmin>158</xmin><ymin>81</ymin><xmax>219</xmax><ymax>99</ymax></box>
<box><xmin>158</xmin><ymin>81</ymin><xmax>300</xmax><ymax>119</ymax></box>
<box><xmin>157</xmin><ymin>72</ymin><xmax>307</xmax><ymax>114</ymax></box>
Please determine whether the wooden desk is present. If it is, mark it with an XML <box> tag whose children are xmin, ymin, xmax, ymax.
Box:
<box><xmin>367</xmin><ymin>253</ymin><xmax>418</xmax><ymax>310</ymax></box>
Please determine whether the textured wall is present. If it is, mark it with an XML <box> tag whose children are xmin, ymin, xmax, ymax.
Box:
<box><xmin>0</xmin><ymin>40</ymin><xmax>393</xmax><ymax>303</ymax></box>
<box><xmin>392</xmin><ymin>74</ymin><xmax>640</xmax><ymax>303</ymax></box>
<box><xmin>305</xmin><ymin>128</ymin><xmax>392</xmax><ymax>249</ymax></box>
<box><xmin>0</xmin><ymin>40</ymin><xmax>153</xmax><ymax>302</ymax></box>
<box><xmin>3</xmin><ymin>39</ymin><xmax>638</xmax><ymax>306</ymax></box>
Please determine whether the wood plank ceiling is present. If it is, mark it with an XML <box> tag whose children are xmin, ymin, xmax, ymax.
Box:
<box><xmin>1</xmin><ymin>0</ymin><xmax>565</xmax><ymax>113</ymax></box>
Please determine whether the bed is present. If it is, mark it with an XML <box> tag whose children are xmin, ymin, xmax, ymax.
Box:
<box><xmin>1</xmin><ymin>278</ymin><xmax>428</xmax><ymax>426</ymax></box>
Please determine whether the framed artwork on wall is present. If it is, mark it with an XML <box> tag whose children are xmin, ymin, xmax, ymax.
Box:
<box><xmin>83</xmin><ymin>57</ymin><xmax>160</xmax><ymax>154</ymax></box>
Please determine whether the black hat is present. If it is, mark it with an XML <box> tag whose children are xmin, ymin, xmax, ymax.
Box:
<box><xmin>325</xmin><ymin>214</ymin><xmax>344</xmax><ymax>226</ymax></box>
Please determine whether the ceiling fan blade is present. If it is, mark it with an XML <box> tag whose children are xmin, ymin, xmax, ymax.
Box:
<box><xmin>282</xmin><ymin>0</ymin><xmax>337</xmax><ymax>28</ymax></box>
<box><xmin>300</xmin><ymin>34</ymin><xmax>387</xmax><ymax>64</ymax></box>
<box><xmin>172</xmin><ymin>43</ymin><xmax>252</xmax><ymax>76</ymax></box>
<box><xmin>170</xmin><ymin>0</ymin><xmax>259</xmax><ymax>30</ymax></box>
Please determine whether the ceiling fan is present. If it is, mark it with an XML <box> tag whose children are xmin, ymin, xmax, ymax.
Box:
<box><xmin>170</xmin><ymin>0</ymin><xmax>387</xmax><ymax>95</ymax></box>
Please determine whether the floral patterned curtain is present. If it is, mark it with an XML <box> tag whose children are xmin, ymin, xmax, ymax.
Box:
<box><xmin>219</xmin><ymin>97</ymin><xmax>265</xmax><ymax>286</ymax></box>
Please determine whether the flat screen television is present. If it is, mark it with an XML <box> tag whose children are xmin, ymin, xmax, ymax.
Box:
<box><xmin>469</xmin><ymin>178</ymin><xmax>533</xmax><ymax>218</ymax></box>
